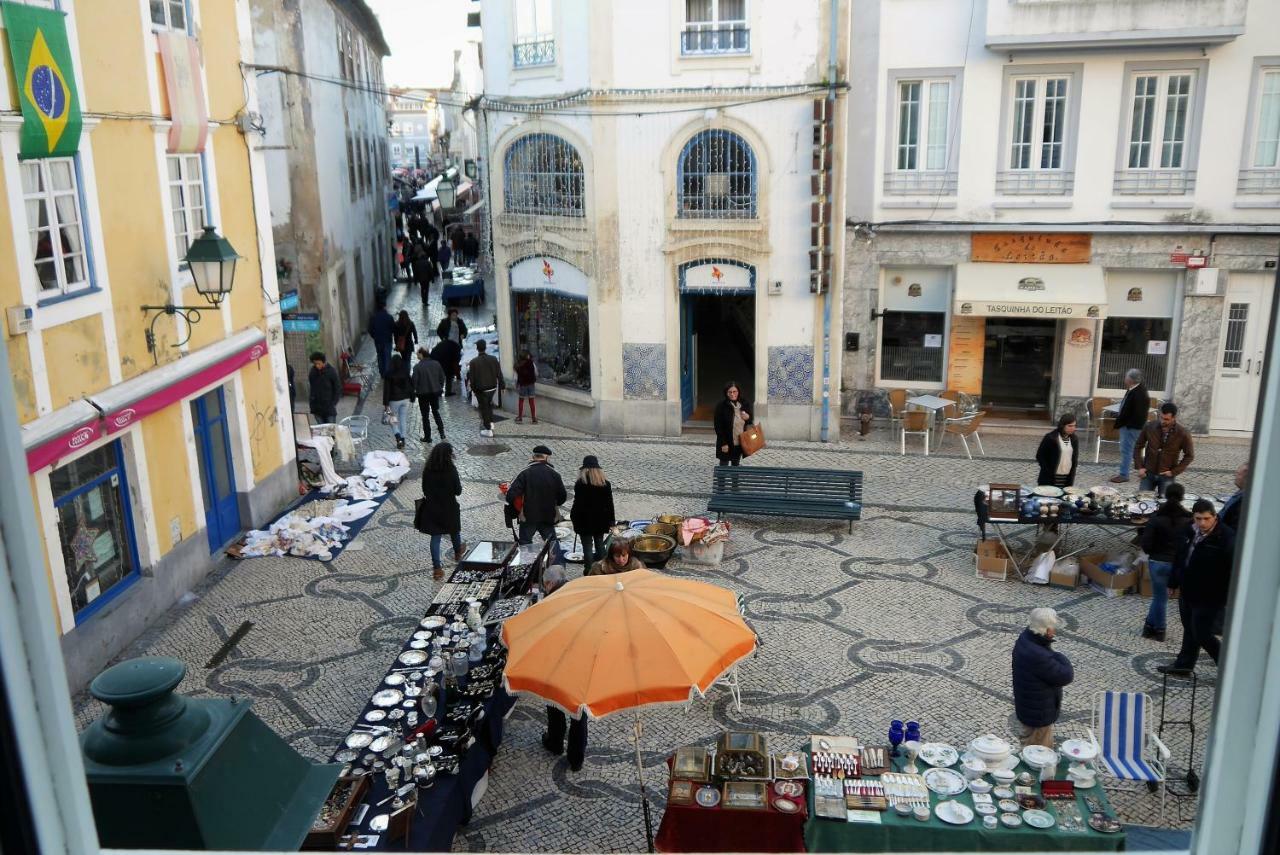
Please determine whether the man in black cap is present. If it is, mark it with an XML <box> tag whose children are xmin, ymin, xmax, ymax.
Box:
<box><xmin>506</xmin><ymin>445</ymin><xmax>567</xmax><ymax>545</ymax></box>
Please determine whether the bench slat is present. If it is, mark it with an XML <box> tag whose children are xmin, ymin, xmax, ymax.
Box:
<box><xmin>708</xmin><ymin>466</ymin><xmax>864</xmax><ymax>526</ymax></box>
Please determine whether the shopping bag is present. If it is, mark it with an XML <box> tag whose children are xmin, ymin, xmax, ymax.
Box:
<box><xmin>382</xmin><ymin>407</ymin><xmax>398</xmax><ymax>428</ymax></box>
<box><xmin>1027</xmin><ymin>550</ymin><xmax>1055</xmax><ymax>585</ymax></box>
<box><xmin>740</xmin><ymin>423</ymin><xmax>766</xmax><ymax>456</ymax></box>
<box><xmin>413</xmin><ymin>498</ymin><xmax>430</xmax><ymax>533</ymax></box>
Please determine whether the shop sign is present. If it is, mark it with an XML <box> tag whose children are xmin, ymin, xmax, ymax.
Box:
<box><xmin>923</xmin><ymin>334</ymin><xmax>943</xmax><ymax>349</ymax></box>
<box><xmin>958</xmin><ymin>301</ymin><xmax>1100</xmax><ymax>318</ymax></box>
<box><xmin>1067</xmin><ymin>327</ymin><xmax>1093</xmax><ymax>347</ymax></box>
<box><xmin>971</xmin><ymin>233</ymin><xmax>1091</xmax><ymax>264</ymax></box>
<box><xmin>1169</xmin><ymin>249</ymin><xmax>1189</xmax><ymax>264</ymax></box>
<box><xmin>282</xmin><ymin>312</ymin><xmax>322</xmax><ymax>333</ymax></box>
<box><xmin>509</xmin><ymin>256</ymin><xmax>589</xmax><ymax>300</ymax></box>
<box><xmin>1147</xmin><ymin>340</ymin><xmax>1168</xmax><ymax>355</ymax></box>
<box><xmin>681</xmin><ymin>261</ymin><xmax>754</xmax><ymax>294</ymax></box>
<box><xmin>279</xmin><ymin>289</ymin><xmax>299</xmax><ymax>311</ymax></box>
<box><xmin>946</xmin><ymin>317</ymin><xmax>985</xmax><ymax>395</ymax></box>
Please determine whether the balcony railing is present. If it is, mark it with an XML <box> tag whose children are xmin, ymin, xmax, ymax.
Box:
<box><xmin>1113</xmin><ymin>169</ymin><xmax>1196</xmax><ymax>196</ymax></box>
<box><xmin>996</xmin><ymin>170</ymin><xmax>1074</xmax><ymax>196</ymax></box>
<box><xmin>513</xmin><ymin>38</ymin><xmax>556</xmax><ymax>68</ymax></box>
<box><xmin>680</xmin><ymin>22</ymin><xmax>750</xmax><ymax>56</ymax></box>
<box><xmin>882</xmin><ymin>171</ymin><xmax>958</xmax><ymax>196</ymax></box>
<box><xmin>1237</xmin><ymin>168</ymin><xmax>1280</xmax><ymax>196</ymax></box>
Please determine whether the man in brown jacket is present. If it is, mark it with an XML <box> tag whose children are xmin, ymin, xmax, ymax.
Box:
<box><xmin>1134</xmin><ymin>402</ymin><xmax>1195</xmax><ymax>495</ymax></box>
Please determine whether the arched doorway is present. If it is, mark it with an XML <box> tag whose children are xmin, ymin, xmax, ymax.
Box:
<box><xmin>678</xmin><ymin>260</ymin><xmax>755</xmax><ymax>423</ymax></box>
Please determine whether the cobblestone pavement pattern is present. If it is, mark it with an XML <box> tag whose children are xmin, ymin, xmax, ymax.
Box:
<box><xmin>74</xmin><ymin>282</ymin><xmax>1243</xmax><ymax>850</ymax></box>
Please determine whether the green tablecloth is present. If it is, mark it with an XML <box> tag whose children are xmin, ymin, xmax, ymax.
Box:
<box><xmin>803</xmin><ymin>750</ymin><xmax>1126</xmax><ymax>852</ymax></box>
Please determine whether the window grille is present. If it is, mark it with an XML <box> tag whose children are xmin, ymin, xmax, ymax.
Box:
<box><xmin>503</xmin><ymin>133</ymin><xmax>585</xmax><ymax>216</ymax></box>
<box><xmin>677</xmin><ymin>129</ymin><xmax>757</xmax><ymax>219</ymax></box>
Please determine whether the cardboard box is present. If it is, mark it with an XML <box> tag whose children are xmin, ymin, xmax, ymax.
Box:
<box><xmin>1079</xmin><ymin>552</ymin><xmax>1140</xmax><ymax>598</ymax></box>
<box><xmin>1138</xmin><ymin>564</ymin><xmax>1180</xmax><ymax>599</ymax></box>
<box><xmin>975</xmin><ymin>540</ymin><xmax>1013</xmax><ymax>581</ymax></box>
<box><xmin>1049</xmin><ymin>560</ymin><xmax>1079</xmax><ymax>589</ymax></box>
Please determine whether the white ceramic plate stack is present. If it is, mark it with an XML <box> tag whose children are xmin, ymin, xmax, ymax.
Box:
<box><xmin>934</xmin><ymin>800</ymin><xmax>974</xmax><ymax>825</ymax></box>
<box><xmin>969</xmin><ymin>734</ymin><xmax>1013</xmax><ymax>768</ymax></box>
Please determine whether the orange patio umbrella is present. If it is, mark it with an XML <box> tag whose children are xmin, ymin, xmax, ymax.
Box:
<box><xmin>500</xmin><ymin>569</ymin><xmax>757</xmax><ymax>851</ymax></box>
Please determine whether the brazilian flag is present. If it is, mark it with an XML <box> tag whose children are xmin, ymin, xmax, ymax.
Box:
<box><xmin>1</xmin><ymin>1</ymin><xmax>82</xmax><ymax>158</ymax></box>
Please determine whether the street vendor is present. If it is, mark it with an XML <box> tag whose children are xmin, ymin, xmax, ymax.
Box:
<box><xmin>586</xmin><ymin>539</ymin><xmax>646</xmax><ymax>576</ymax></box>
<box><xmin>1035</xmin><ymin>414</ymin><xmax>1079</xmax><ymax>488</ymax></box>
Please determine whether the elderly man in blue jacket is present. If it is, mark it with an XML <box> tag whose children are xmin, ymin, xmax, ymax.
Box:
<box><xmin>1012</xmin><ymin>608</ymin><xmax>1074</xmax><ymax>748</ymax></box>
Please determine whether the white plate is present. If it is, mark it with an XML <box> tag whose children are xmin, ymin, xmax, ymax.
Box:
<box><xmin>409</xmin><ymin>639</ymin><xmax>429</xmax><ymax>649</ymax></box>
<box><xmin>993</xmin><ymin>787</ymin><xmax>1015</xmax><ymax>800</ymax></box>
<box><xmin>1021</xmin><ymin>745</ymin><xmax>1059</xmax><ymax>768</ymax></box>
<box><xmin>420</xmin><ymin>616</ymin><xmax>447</xmax><ymax>629</ymax></box>
<box><xmin>919</xmin><ymin>742</ymin><xmax>959</xmax><ymax>768</ymax></box>
<box><xmin>998</xmin><ymin>799</ymin><xmax>1021</xmax><ymax>813</ymax></box>
<box><xmin>973</xmin><ymin>802</ymin><xmax>997</xmax><ymax>816</ymax></box>
<box><xmin>1032</xmin><ymin>485</ymin><xmax>1064</xmax><ymax>498</ymax></box>
<box><xmin>345</xmin><ymin>732</ymin><xmax>373</xmax><ymax>749</ymax></box>
<box><xmin>371</xmin><ymin>689</ymin><xmax>403</xmax><ymax>708</ymax></box>
<box><xmin>413</xmin><ymin>630</ymin><xmax>431</xmax><ymax>640</ymax></box>
<box><xmin>555</xmin><ymin>526</ymin><xmax>574</xmax><ymax>540</ymax></box>
<box><xmin>934</xmin><ymin>800</ymin><xmax>974</xmax><ymax>825</ymax></box>
<box><xmin>1061</xmin><ymin>738</ymin><xmax>1097</xmax><ymax>762</ymax></box>
<box><xmin>398</xmin><ymin>650</ymin><xmax>427</xmax><ymax>666</ymax></box>
<box><xmin>1023</xmin><ymin>809</ymin><xmax>1055</xmax><ymax>829</ymax></box>
<box><xmin>369</xmin><ymin>735</ymin><xmax>394</xmax><ymax>753</ymax></box>
<box><xmin>384</xmin><ymin>674</ymin><xmax>406</xmax><ymax>686</ymax></box>
<box><xmin>923</xmin><ymin>767</ymin><xmax>967</xmax><ymax>796</ymax></box>
<box><xmin>364</xmin><ymin>710</ymin><xmax>387</xmax><ymax>723</ymax></box>
<box><xmin>1000</xmin><ymin>812</ymin><xmax>1023</xmax><ymax>828</ymax></box>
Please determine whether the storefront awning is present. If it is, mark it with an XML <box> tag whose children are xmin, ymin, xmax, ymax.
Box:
<box><xmin>21</xmin><ymin>400</ymin><xmax>105</xmax><ymax>474</ymax></box>
<box><xmin>954</xmin><ymin>263</ymin><xmax>1108</xmax><ymax>319</ymax></box>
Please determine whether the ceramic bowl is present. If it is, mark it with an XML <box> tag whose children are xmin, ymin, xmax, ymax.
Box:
<box><xmin>990</xmin><ymin>768</ymin><xmax>1017</xmax><ymax>786</ymax></box>
<box><xmin>968</xmin><ymin>778</ymin><xmax>993</xmax><ymax>794</ymax></box>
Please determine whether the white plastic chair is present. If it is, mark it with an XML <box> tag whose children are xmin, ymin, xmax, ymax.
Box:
<box><xmin>341</xmin><ymin>415</ymin><xmax>369</xmax><ymax>458</ymax></box>
<box><xmin>1088</xmin><ymin>690</ymin><xmax>1170</xmax><ymax>822</ymax></box>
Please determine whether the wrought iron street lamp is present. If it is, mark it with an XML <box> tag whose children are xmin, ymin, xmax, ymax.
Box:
<box><xmin>435</xmin><ymin>174</ymin><xmax>457</xmax><ymax>210</ymax></box>
<box><xmin>141</xmin><ymin>225</ymin><xmax>242</xmax><ymax>363</ymax></box>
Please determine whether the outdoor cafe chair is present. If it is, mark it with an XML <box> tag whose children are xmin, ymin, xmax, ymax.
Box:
<box><xmin>887</xmin><ymin>388</ymin><xmax>909</xmax><ymax>439</ymax></box>
<box><xmin>900</xmin><ymin>410</ymin><xmax>930</xmax><ymax>456</ymax></box>
<box><xmin>1088</xmin><ymin>690</ymin><xmax>1170</xmax><ymax>822</ymax></box>
<box><xmin>939</xmin><ymin>412</ymin><xmax>987</xmax><ymax>459</ymax></box>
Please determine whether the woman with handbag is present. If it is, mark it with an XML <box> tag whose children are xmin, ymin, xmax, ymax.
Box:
<box><xmin>382</xmin><ymin>353</ymin><xmax>415</xmax><ymax>450</ymax></box>
<box><xmin>569</xmin><ymin>455</ymin><xmax>615</xmax><ymax>568</ymax></box>
<box><xmin>393</xmin><ymin>310</ymin><xmax>418</xmax><ymax>364</ymax></box>
<box><xmin>416</xmin><ymin>442</ymin><xmax>466</xmax><ymax>580</ymax></box>
<box><xmin>713</xmin><ymin>381</ymin><xmax>753</xmax><ymax>466</ymax></box>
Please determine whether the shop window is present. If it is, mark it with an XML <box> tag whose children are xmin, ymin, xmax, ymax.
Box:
<box><xmin>21</xmin><ymin>158</ymin><xmax>91</xmax><ymax>298</ymax></box>
<box><xmin>879</xmin><ymin>311</ymin><xmax>945</xmax><ymax>383</ymax></box>
<box><xmin>1097</xmin><ymin>317</ymin><xmax>1172</xmax><ymax>390</ymax></box>
<box><xmin>503</xmin><ymin>133</ymin><xmax>584</xmax><ymax>216</ymax></box>
<box><xmin>677</xmin><ymin>129</ymin><xmax>757</xmax><ymax>219</ymax></box>
<box><xmin>513</xmin><ymin>291</ymin><xmax>590</xmax><ymax>392</ymax></box>
<box><xmin>50</xmin><ymin>442</ymin><xmax>140</xmax><ymax>620</ymax></box>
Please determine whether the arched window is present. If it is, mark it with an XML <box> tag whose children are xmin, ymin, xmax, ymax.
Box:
<box><xmin>677</xmin><ymin>129</ymin><xmax>757</xmax><ymax>219</ymax></box>
<box><xmin>503</xmin><ymin>133</ymin><xmax>585</xmax><ymax>216</ymax></box>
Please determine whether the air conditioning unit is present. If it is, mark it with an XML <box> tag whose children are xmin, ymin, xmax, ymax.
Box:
<box><xmin>706</xmin><ymin>173</ymin><xmax>730</xmax><ymax>197</ymax></box>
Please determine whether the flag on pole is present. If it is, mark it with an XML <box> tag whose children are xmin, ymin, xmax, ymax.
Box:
<box><xmin>1</xmin><ymin>1</ymin><xmax>82</xmax><ymax>158</ymax></box>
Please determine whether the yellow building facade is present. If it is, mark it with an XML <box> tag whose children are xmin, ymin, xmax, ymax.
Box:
<box><xmin>0</xmin><ymin>0</ymin><xmax>293</xmax><ymax>690</ymax></box>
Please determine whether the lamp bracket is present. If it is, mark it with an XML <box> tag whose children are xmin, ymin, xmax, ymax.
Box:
<box><xmin>140</xmin><ymin>304</ymin><xmax>206</xmax><ymax>365</ymax></box>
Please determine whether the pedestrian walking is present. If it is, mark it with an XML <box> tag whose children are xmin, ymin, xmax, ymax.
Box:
<box><xmin>411</xmin><ymin>347</ymin><xmax>446</xmax><ymax>444</ymax></box>
<box><xmin>1219</xmin><ymin>462</ymin><xmax>1248</xmax><ymax>531</ymax></box>
<box><xmin>569</xmin><ymin>456</ymin><xmax>614</xmax><ymax>569</ymax></box>
<box><xmin>393</xmin><ymin>310</ymin><xmax>418</xmax><ymax>365</ymax></box>
<box><xmin>506</xmin><ymin>444</ymin><xmax>567</xmax><ymax>545</ymax></box>
<box><xmin>515</xmin><ymin>352</ymin><xmax>538</xmax><ymax>423</ymax></box>
<box><xmin>307</xmin><ymin>352</ymin><xmax>341</xmax><ymax>424</ymax></box>
<box><xmin>1159</xmin><ymin>500</ymin><xmax>1236</xmax><ymax>675</ymax></box>
<box><xmin>381</xmin><ymin>353</ymin><xmax>415</xmax><ymax>450</ymax></box>
<box><xmin>431</xmin><ymin>338</ymin><xmax>463</xmax><ymax>397</ymax></box>
<box><xmin>1134</xmin><ymin>402</ymin><xmax>1195</xmax><ymax>495</ymax></box>
<box><xmin>1140</xmin><ymin>483</ymin><xmax>1192</xmax><ymax>642</ymax></box>
<box><xmin>1011</xmin><ymin>608</ymin><xmax>1074</xmax><ymax>748</ymax></box>
<box><xmin>416</xmin><ymin>442</ymin><xmax>465</xmax><ymax>581</ymax></box>
<box><xmin>466</xmin><ymin>339</ymin><xmax>504</xmax><ymax>437</ymax></box>
<box><xmin>414</xmin><ymin>245</ymin><xmax>436</xmax><ymax>302</ymax></box>
<box><xmin>1035</xmin><ymin>413</ymin><xmax>1079</xmax><ymax>488</ymax></box>
<box><xmin>437</xmin><ymin>308</ymin><xmax>468</xmax><ymax>346</ymax></box>
<box><xmin>538</xmin><ymin>565</ymin><xmax>589</xmax><ymax>771</ymax></box>
<box><xmin>1110</xmin><ymin>368</ymin><xmax>1149</xmax><ymax>483</ymax></box>
<box><xmin>367</xmin><ymin>300</ymin><xmax>395</xmax><ymax>376</ymax></box>
<box><xmin>437</xmin><ymin>238</ymin><xmax>452</xmax><ymax>273</ymax></box>
<box><xmin>463</xmin><ymin>231</ymin><xmax>480</xmax><ymax>266</ymax></box>
<box><xmin>586</xmin><ymin>538</ymin><xmax>646</xmax><ymax>576</ymax></box>
<box><xmin>713</xmin><ymin>381</ymin><xmax>753</xmax><ymax>466</ymax></box>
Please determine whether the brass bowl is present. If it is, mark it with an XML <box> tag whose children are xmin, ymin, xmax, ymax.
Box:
<box><xmin>643</xmin><ymin>522</ymin><xmax>678</xmax><ymax>539</ymax></box>
<box><xmin>631</xmin><ymin>534</ymin><xmax>676</xmax><ymax>566</ymax></box>
<box><xmin>656</xmin><ymin>514</ymin><xmax>685</xmax><ymax>527</ymax></box>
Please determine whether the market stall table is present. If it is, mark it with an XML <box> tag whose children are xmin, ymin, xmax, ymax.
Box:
<box><xmin>654</xmin><ymin>756</ymin><xmax>807</xmax><ymax>853</ymax></box>
<box><xmin>803</xmin><ymin>748</ymin><xmax>1125</xmax><ymax>853</ymax></box>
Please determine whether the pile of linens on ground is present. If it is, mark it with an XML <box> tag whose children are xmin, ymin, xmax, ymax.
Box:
<box><xmin>232</xmin><ymin>451</ymin><xmax>409</xmax><ymax>560</ymax></box>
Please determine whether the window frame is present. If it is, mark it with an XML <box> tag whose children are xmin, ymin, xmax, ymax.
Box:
<box><xmin>512</xmin><ymin>0</ymin><xmax>556</xmax><ymax>68</ymax></box>
<box><xmin>1113</xmin><ymin>59</ymin><xmax>1208</xmax><ymax>196</ymax></box>
<box><xmin>165</xmin><ymin>152</ymin><xmax>208</xmax><ymax>271</ymax></box>
<box><xmin>21</xmin><ymin>156</ymin><xmax>95</xmax><ymax>302</ymax></box>
<box><xmin>1237</xmin><ymin>56</ymin><xmax>1280</xmax><ymax>196</ymax></box>
<box><xmin>882</xmin><ymin>68</ymin><xmax>963</xmax><ymax>197</ymax></box>
<box><xmin>681</xmin><ymin>0</ymin><xmax>750</xmax><ymax>56</ymax></box>
<box><xmin>994</xmin><ymin>63</ymin><xmax>1083</xmax><ymax>197</ymax></box>
<box><xmin>676</xmin><ymin>128</ymin><xmax>758</xmax><ymax>220</ymax></box>
<box><xmin>502</xmin><ymin>132</ymin><xmax>586</xmax><ymax>217</ymax></box>
<box><xmin>149</xmin><ymin>0</ymin><xmax>189</xmax><ymax>32</ymax></box>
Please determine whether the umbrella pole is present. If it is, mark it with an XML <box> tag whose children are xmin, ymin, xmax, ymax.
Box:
<box><xmin>632</xmin><ymin>713</ymin><xmax>655</xmax><ymax>853</ymax></box>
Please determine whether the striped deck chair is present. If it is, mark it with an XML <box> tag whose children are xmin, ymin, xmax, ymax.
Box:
<box><xmin>1088</xmin><ymin>691</ymin><xmax>1171</xmax><ymax>821</ymax></box>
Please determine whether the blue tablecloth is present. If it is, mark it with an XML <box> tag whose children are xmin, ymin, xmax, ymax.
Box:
<box><xmin>442</xmin><ymin>277</ymin><xmax>484</xmax><ymax>305</ymax></box>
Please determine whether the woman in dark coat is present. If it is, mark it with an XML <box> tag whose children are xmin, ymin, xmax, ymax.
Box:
<box><xmin>393</xmin><ymin>310</ymin><xmax>418</xmax><ymax>364</ymax></box>
<box><xmin>382</xmin><ymin>353</ymin><xmax>415</xmax><ymax>450</ymax></box>
<box><xmin>1140</xmin><ymin>483</ymin><xmax>1192</xmax><ymax>641</ymax></box>
<box><xmin>569</xmin><ymin>455</ymin><xmax>615</xmax><ymax>568</ymax></box>
<box><xmin>712</xmin><ymin>380</ymin><xmax>753</xmax><ymax>466</ymax></box>
<box><xmin>1035</xmin><ymin>413</ymin><xmax>1079</xmax><ymax>487</ymax></box>
<box><xmin>417</xmin><ymin>442</ymin><xmax>464</xmax><ymax>580</ymax></box>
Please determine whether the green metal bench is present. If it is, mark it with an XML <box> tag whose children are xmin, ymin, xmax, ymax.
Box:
<box><xmin>708</xmin><ymin>466</ymin><xmax>864</xmax><ymax>533</ymax></box>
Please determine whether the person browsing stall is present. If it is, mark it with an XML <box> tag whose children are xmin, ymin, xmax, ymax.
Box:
<box><xmin>1110</xmin><ymin>368</ymin><xmax>1149</xmax><ymax>483</ymax></box>
<box><xmin>538</xmin><ymin>565</ymin><xmax>589</xmax><ymax>771</ymax></box>
<box><xmin>1134</xmin><ymin>402</ymin><xmax>1195</xmax><ymax>495</ymax></box>
<box><xmin>569</xmin><ymin>456</ymin><xmax>615</xmax><ymax>569</ymax></box>
<box><xmin>1159</xmin><ymin>500</ymin><xmax>1236</xmax><ymax>675</ymax></box>
<box><xmin>1139</xmin><ymin>483</ymin><xmax>1192</xmax><ymax>643</ymax></box>
<box><xmin>506</xmin><ymin>445</ymin><xmax>567</xmax><ymax>545</ymax></box>
<box><xmin>586</xmin><ymin>538</ymin><xmax>646</xmax><ymax>576</ymax></box>
<box><xmin>1011</xmin><ymin>608</ymin><xmax>1074</xmax><ymax>748</ymax></box>
<box><xmin>1035</xmin><ymin>414</ymin><xmax>1079</xmax><ymax>488</ymax></box>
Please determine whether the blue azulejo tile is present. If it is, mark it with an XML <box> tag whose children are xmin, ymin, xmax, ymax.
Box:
<box><xmin>623</xmin><ymin>343</ymin><xmax>666</xmax><ymax>400</ymax></box>
<box><xmin>767</xmin><ymin>346</ymin><xmax>813</xmax><ymax>404</ymax></box>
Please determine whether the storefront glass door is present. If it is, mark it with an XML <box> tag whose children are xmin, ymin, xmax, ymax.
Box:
<box><xmin>981</xmin><ymin>318</ymin><xmax>1056</xmax><ymax>412</ymax></box>
<box><xmin>1210</xmin><ymin>274</ymin><xmax>1273</xmax><ymax>432</ymax></box>
<box><xmin>191</xmin><ymin>387</ymin><xmax>241</xmax><ymax>551</ymax></box>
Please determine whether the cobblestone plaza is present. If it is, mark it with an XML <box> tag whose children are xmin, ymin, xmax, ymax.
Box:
<box><xmin>72</xmin><ymin>286</ymin><xmax>1243</xmax><ymax>852</ymax></box>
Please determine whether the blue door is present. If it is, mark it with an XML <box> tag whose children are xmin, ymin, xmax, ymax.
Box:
<box><xmin>191</xmin><ymin>387</ymin><xmax>241</xmax><ymax>551</ymax></box>
<box><xmin>680</xmin><ymin>295</ymin><xmax>695</xmax><ymax>422</ymax></box>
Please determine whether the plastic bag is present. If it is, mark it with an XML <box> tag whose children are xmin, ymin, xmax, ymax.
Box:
<box><xmin>1027</xmin><ymin>550</ymin><xmax>1055</xmax><ymax>585</ymax></box>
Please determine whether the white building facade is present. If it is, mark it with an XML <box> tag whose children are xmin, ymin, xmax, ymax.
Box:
<box><xmin>843</xmin><ymin>0</ymin><xmax>1280</xmax><ymax>435</ymax></box>
<box><xmin>250</xmin><ymin>0</ymin><xmax>394</xmax><ymax>386</ymax></box>
<box><xmin>479</xmin><ymin>0</ymin><xmax>849</xmax><ymax>439</ymax></box>
<box><xmin>388</xmin><ymin>88</ymin><xmax>437</xmax><ymax>171</ymax></box>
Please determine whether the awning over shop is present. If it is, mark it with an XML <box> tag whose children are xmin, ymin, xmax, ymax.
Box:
<box><xmin>21</xmin><ymin>400</ymin><xmax>104</xmax><ymax>474</ymax></box>
<box><xmin>954</xmin><ymin>263</ymin><xmax>1108</xmax><ymax>319</ymax></box>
